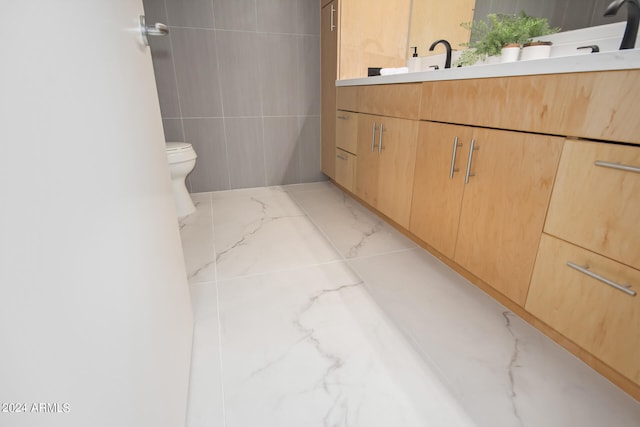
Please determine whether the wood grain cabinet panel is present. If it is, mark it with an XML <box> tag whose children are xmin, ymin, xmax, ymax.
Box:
<box><xmin>355</xmin><ymin>113</ymin><xmax>418</xmax><ymax>228</ymax></box>
<box><xmin>359</xmin><ymin>84</ymin><xmax>422</xmax><ymax>119</ymax></box>
<box><xmin>453</xmin><ymin>128</ymin><xmax>564</xmax><ymax>305</ymax></box>
<box><xmin>545</xmin><ymin>139</ymin><xmax>640</xmax><ymax>270</ymax></box>
<box><xmin>335</xmin><ymin>110</ymin><xmax>358</xmax><ymax>154</ymax></box>
<box><xmin>410</xmin><ymin>122</ymin><xmax>473</xmax><ymax>259</ymax></box>
<box><xmin>422</xmin><ymin>78</ymin><xmax>509</xmax><ymax>126</ymax></box>
<box><xmin>526</xmin><ymin>234</ymin><xmax>640</xmax><ymax>385</ymax></box>
<box><xmin>422</xmin><ymin>70</ymin><xmax>640</xmax><ymax>144</ymax></box>
<box><xmin>334</xmin><ymin>148</ymin><xmax>356</xmax><ymax>192</ymax></box>
<box><xmin>320</xmin><ymin>1</ymin><xmax>338</xmax><ymax>178</ymax></box>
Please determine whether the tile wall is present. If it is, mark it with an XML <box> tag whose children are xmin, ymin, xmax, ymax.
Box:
<box><xmin>142</xmin><ymin>0</ymin><xmax>323</xmax><ymax>192</ymax></box>
<box><xmin>473</xmin><ymin>0</ymin><xmax>624</xmax><ymax>31</ymax></box>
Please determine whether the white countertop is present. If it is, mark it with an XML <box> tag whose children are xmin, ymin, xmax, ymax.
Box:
<box><xmin>336</xmin><ymin>49</ymin><xmax>640</xmax><ymax>86</ymax></box>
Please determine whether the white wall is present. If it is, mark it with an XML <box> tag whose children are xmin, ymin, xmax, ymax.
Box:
<box><xmin>0</xmin><ymin>1</ymin><xmax>193</xmax><ymax>426</ymax></box>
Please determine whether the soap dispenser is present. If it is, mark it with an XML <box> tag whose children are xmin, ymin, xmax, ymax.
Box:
<box><xmin>408</xmin><ymin>46</ymin><xmax>420</xmax><ymax>72</ymax></box>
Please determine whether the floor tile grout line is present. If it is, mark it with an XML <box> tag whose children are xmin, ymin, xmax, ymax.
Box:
<box><xmin>208</xmin><ymin>195</ymin><xmax>227</xmax><ymax>427</ymax></box>
<box><xmin>216</xmin><ymin>259</ymin><xmax>349</xmax><ymax>284</ymax></box>
<box><xmin>284</xmin><ymin>184</ymin><xmax>470</xmax><ymax>409</ymax></box>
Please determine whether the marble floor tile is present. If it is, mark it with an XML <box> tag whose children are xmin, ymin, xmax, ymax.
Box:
<box><xmin>212</xmin><ymin>190</ymin><xmax>340</xmax><ymax>280</ymax></box>
<box><xmin>179</xmin><ymin>196</ymin><xmax>216</xmax><ymax>284</ymax></box>
<box><xmin>180</xmin><ymin>183</ymin><xmax>640</xmax><ymax>427</ymax></box>
<box><xmin>287</xmin><ymin>182</ymin><xmax>417</xmax><ymax>259</ymax></box>
<box><xmin>186</xmin><ymin>283</ymin><xmax>224</xmax><ymax>427</ymax></box>
<box><xmin>349</xmin><ymin>249</ymin><xmax>640</xmax><ymax>427</ymax></box>
<box><xmin>217</xmin><ymin>262</ymin><xmax>473</xmax><ymax>427</ymax></box>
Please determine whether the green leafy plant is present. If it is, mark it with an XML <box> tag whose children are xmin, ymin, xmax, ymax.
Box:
<box><xmin>456</xmin><ymin>12</ymin><xmax>559</xmax><ymax>66</ymax></box>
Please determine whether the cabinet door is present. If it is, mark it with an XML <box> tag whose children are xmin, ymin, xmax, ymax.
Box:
<box><xmin>355</xmin><ymin>114</ymin><xmax>380</xmax><ymax>207</ymax></box>
<box><xmin>454</xmin><ymin>128</ymin><xmax>564</xmax><ymax>305</ymax></box>
<box><xmin>545</xmin><ymin>140</ymin><xmax>640</xmax><ymax>270</ymax></box>
<box><xmin>526</xmin><ymin>234</ymin><xmax>640</xmax><ymax>385</ymax></box>
<box><xmin>339</xmin><ymin>0</ymin><xmax>411</xmax><ymax>79</ymax></box>
<box><xmin>320</xmin><ymin>0</ymin><xmax>338</xmax><ymax>178</ymax></box>
<box><xmin>377</xmin><ymin>116</ymin><xmax>418</xmax><ymax>228</ymax></box>
<box><xmin>410</xmin><ymin>122</ymin><xmax>473</xmax><ymax>258</ymax></box>
<box><xmin>335</xmin><ymin>110</ymin><xmax>358</xmax><ymax>154</ymax></box>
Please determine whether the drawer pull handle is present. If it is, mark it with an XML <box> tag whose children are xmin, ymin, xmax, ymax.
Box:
<box><xmin>464</xmin><ymin>139</ymin><xmax>478</xmax><ymax>184</ymax></box>
<box><xmin>337</xmin><ymin>115</ymin><xmax>349</xmax><ymax>120</ymax></box>
<box><xmin>371</xmin><ymin>122</ymin><xmax>377</xmax><ymax>152</ymax></box>
<box><xmin>566</xmin><ymin>262</ymin><xmax>636</xmax><ymax>296</ymax></box>
<box><xmin>330</xmin><ymin>4</ymin><xmax>336</xmax><ymax>32</ymax></box>
<box><xmin>336</xmin><ymin>153</ymin><xmax>348</xmax><ymax>161</ymax></box>
<box><xmin>594</xmin><ymin>161</ymin><xmax>640</xmax><ymax>174</ymax></box>
<box><xmin>449</xmin><ymin>136</ymin><xmax>463</xmax><ymax>179</ymax></box>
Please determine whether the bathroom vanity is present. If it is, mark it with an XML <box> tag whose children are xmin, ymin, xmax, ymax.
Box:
<box><xmin>325</xmin><ymin>57</ymin><xmax>640</xmax><ymax>401</ymax></box>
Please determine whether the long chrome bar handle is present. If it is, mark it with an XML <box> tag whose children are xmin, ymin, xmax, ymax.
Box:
<box><xmin>140</xmin><ymin>15</ymin><xmax>169</xmax><ymax>46</ymax></box>
<box><xmin>330</xmin><ymin>4</ymin><xmax>337</xmax><ymax>31</ymax></box>
<box><xmin>449</xmin><ymin>136</ymin><xmax>463</xmax><ymax>179</ymax></box>
<box><xmin>567</xmin><ymin>262</ymin><xmax>636</xmax><ymax>296</ymax></box>
<box><xmin>594</xmin><ymin>160</ymin><xmax>640</xmax><ymax>174</ymax></box>
<box><xmin>464</xmin><ymin>139</ymin><xmax>477</xmax><ymax>184</ymax></box>
<box><xmin>378</xmin><ymin>123</ymin><xmax>384</xmax><ymax>154</ymax></box>
<box><xmin>371</xmin><ymin>122</ymin><xmax>377</xmax><ymax>152</ymax></box>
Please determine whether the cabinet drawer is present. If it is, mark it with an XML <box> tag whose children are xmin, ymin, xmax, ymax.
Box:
<box><xmin>359</xmin><ymin>84</ymin><xmax>422</xmax><ymax>119</ymax></box>
<box><xmin>545</xmin><ymin>140</ymin><xmax>640</xmax><ymax>270</ymax></box>
<box><xmin>335</xmin><ymin>111</ymin><xmax>358</xmax><ymax>154</ymax></box>
<box><xmin>336</xmin><ymin>86</ymin><xmax>359</xmax><ymax>111</ymax></box>
<box><xmin>334</xmin><ymin>148</ymin><xmax>356</xmax><ymax>192</ymax></box>
<box><xmin>526</xmin><ymin>234</ymin><xmax>640</xmax><ymax>384</ymax></box>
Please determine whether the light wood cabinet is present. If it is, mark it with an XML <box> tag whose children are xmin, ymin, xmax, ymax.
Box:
<box><xmin>320</xmin><ymin>1</ymin><xmax>339</xmax><ymax>178</ymax></box>
<box><xmin>335</xmin><ymin>111</ymin><xmax>358</xmax><ymax>154</ymax></box>
<box><xmin>411</xmin><ymin>123</ymin><xmax>563</xmax><ymax>305</ymax></box>
<box><xmin>334</xmin><ymin>110</ymin><xmax>358</xmax><ymax>192</ymax></box>
<box><xmin>339</xmin><ymin>0</ymin><xmax>412</xmax><ymax>79</ymax></box>
<box><xmin>422</xmin><ymin>70</ymin><xmax>640</xmax><ymax>145</ymax></box>
<box><xmin>410</xmin><ymin>122</ymin><xmax>472</xmax><ymax>259</ymax></box>
<box><xmin>545</xmin><ymin>140</ymin><xmax>640</xmax><ymax>270</ymax></box>
<box><xmin>453</xmin><ymin>128</ymin><xmax>563</xmax><ymax>305</ymax></box>
<box><xmin>334</xmin><ymin>148</ymin><xmax>356</xmax><ymax>192</ymax></box>
<box><xmin>355</xmin><ymin>114</ymin><xmax>418</xmax><ymax>228</ymax></box>
<box><xmin>527</xmin><ymin>234</ymin><xmax>640</xmax><ymax>385</ymax></box>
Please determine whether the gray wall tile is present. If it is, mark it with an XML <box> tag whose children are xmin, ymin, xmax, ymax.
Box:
<box><xmin>263</xmin><ymin>117</ymin><xmax>300</xmax><ymax>185</ymax></box>
<box><xmin>256</xmin><ymin>0</ymin><xmax>300</xmax><ymax>34</ymax></box>
<box><xmin>162</xmin><ymin>119</ymin><xmax>185</xmax><ymax>141</ymax></box>
<box><xmin>149</xmin><ymin>36</ymin><xmax>181</xmax><ymax>118</ymax></box>
<box><xmin>298</xmin><ymin>0</ymin><xmax>321</xmax><ymax>35</ymax></box>
<box><xmin>183</xmin><ymin>118</ymin><xmax>230</xmax><ymax>192</ymax></box>
<box><xmin>298</xmin><ymin>116</ymin><xmax>325</xmax><ymax>183</ymax></box>
<box><xmin>213</xmin><ymin>0</ymin><xmax>257</xmax><ymax>31</ymax></box>
<box><xmin>165</xmin><ymin>0</ymin><xmax>214</xmax><ymax>28</ymax></box>
<box><xmin>225</xmin><ymin>118</ymin><xmax>267</xmax><ymax>189</ymax></box>
<box><xmin>298</xmin><ymin>35</ymin><xmax>320</xmax><ymax>116</ymax></box>
<box><xmin>171</xmin><ymin>28</ymin><xmax>223</xmax><ymax>118</ymax></box>
<box><xmin>259</xmin><ymin>33</ymin><xmax>299</xmax><ymax>116</ymax></box>
<box><xmin>142</xmin><ymin>0</ymin><xmax>168</xmax><ymax>25</ymax></box>
<box><xmin>216</xmin><ymin>31</ymin><xmax>263</xmax><ymax>117</ymax></box>
<box><xmin>149</xmin><ymin>0</ymin><xmax>322</xmax><ymax>192</ymax></box>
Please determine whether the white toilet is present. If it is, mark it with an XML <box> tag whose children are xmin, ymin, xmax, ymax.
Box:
<box><xmin>166</xmin><ymin>142</ymin><xmax>197</xmax><ymax>218</ymax></box>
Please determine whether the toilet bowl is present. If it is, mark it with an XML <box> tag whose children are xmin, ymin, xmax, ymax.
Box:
<box><xmin>166</xmin><ymin>142</ymin><xmax>197</xmax><ymax>218</ymax></box>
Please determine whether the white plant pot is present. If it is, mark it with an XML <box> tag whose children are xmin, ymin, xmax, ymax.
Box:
<box><xmin>501</xmin><ymin>46</ymin><xmax>521</xmax><ymax>63</ymax></box>
<box><xmin>521</xmin><ymin>43</ymin><xmax>552</xmax><ymax>61</ymax></box>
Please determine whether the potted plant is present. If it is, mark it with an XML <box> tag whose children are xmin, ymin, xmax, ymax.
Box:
<box><xmin>456</xmin><ymin>12</ymin><xmax>559</xmax><ymax>66</ymax></box>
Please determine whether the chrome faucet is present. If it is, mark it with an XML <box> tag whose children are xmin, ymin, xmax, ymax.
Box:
<box><xmin>604</xmin><ymin>0</ymin><xmax>640</xmax><ymax>49</ymax></box>
<box><xmin>429</xmin><ymin>39</ymin><xmax>452</xmax><ymax>69</ymax></box>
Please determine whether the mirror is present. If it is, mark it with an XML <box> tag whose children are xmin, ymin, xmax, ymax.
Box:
<box><xmin>409</xmin><ymin>0</ymin><xmax>625</xmax><ymax>58</ymax></box>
